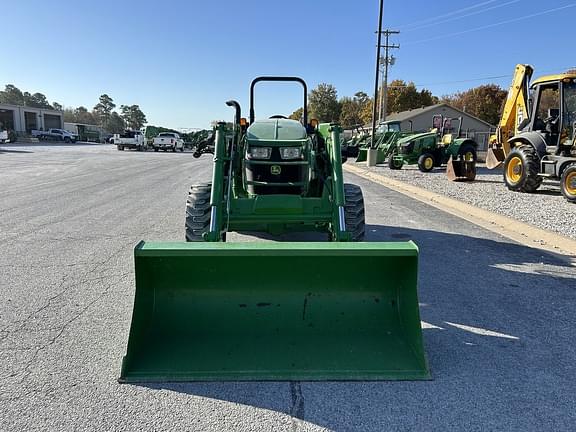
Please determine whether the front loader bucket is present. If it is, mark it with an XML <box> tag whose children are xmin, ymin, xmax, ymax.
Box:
<box><xmin>446</xmin><ymin>156</ymin><xmax>476</xmax><ymax>181</ymax></box>
<box><xmin>355</xmin><ymin>147</ymin><xmax>368</xmax><ymax>163</ymax></box>
<box><xmin>485</xmin><ymin>148</ymin><xmax>505</xmax><ymax>169</ymax></box>
<box><xmin>356</xmin><ymin>148</ymin><xmax>387</xmax><ymax>164</ymax></box>
<box><xmin>120</xmin><ymin>241</ymin><xmax>430</xmax><ymax>382</ymax></box>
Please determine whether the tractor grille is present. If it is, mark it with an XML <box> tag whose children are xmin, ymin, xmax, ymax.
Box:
<box><xmin>245</xmin><ymin>148</ymin><xmax>307</xmax><ymax>195</ymax></box>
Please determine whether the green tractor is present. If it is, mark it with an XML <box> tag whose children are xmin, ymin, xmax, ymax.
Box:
<box><xmin>119</xmin><ymin>77</ymin><xmax>429</xmax><ymax>382</ymax></box>
<box><xmin>355</xmin><ymin>120</ymin><xmax>407</xmax><ymax>163</ymax></box>
<box><xmin>389</xmin><ymin>116</ymin><xmax>478</xmax><ymax>180</ymax></box>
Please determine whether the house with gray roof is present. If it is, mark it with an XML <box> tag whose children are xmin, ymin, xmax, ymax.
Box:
<box><xmin>384</xmin><ymin>103</ymin><xmax>495</xmax><ymax>150</ymax></box>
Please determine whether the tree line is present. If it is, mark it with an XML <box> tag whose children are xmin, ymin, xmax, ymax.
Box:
<box><xmin>0</xmin><ymin>84</ymin><xmax>147</xmax><ymax>133</ymax></box>
<box><xmin>289</xmin><ymin>80</ymin><xmax>508</xmax><ymax>128</ymax></box>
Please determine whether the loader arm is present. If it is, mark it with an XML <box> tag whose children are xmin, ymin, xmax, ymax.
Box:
<box><xmin>487</xmin><ymin>64</ymin><xmax>534</xmax><ymax>168</ymax></box>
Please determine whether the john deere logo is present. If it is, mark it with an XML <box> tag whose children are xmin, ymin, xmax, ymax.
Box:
<box><xmin>270</xmin><ymin>165</ymin><xmax>281</xmax><ymax>175</ymax></box>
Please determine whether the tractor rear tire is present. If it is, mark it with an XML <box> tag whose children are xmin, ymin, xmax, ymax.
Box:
<box><xmin>560</xmin><ymin>164</ymin><xmax>576</xmax><ymax>203</ymax></box>
<box><xmin>185</xmin><ymin>183</ymin><xmax>226</xmax><ymax>242</ymax></box>
<box><xmin>344</xmin><ymin>183</ymin><xmax>365</xmax><ymax>241</ymax></box>
<box><xmin>418</xmin><ymin>153</ymin><xmax>435</xmax><ymax>172</ymax></box>
<box><xmin>503</xmin><ymin>145</ymin><xmax>542</xmax><ymax>193</ymax></box>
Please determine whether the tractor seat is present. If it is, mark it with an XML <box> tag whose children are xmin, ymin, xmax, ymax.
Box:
<box><xmin>546</xmin><ymin>108</ymin><xmax>560</xmax><ymax>134</ymax></box>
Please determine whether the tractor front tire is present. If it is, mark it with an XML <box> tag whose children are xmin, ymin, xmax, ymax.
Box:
<box><xmin>185</xmin><ymin>183</ymin><xmax>226</xmax><ymax>242</ymax></box>
<box><xmin>459</xmin><ymin>143</ymin><xmax>477</xmax><ymax>162</ymax></box>
<box><xmin>503</xmin><ymin>145</ymin><xmax>542</xmax><ymax>193</ymax></box>
<box><xmin>185</xmin><ymin>183</ymin><xmax>212</xmax><ymax>241</ymax></box>
<box><xmin>344</xmin><ymin>183</ymin><xmax>365</xmax><ymax>241</ymax></box>
<box><xmin>560</xmin><ymin>164</ymin><xmax>576</xmax><ymax>203</ymax></box>
<box><xmin>388</xmin><ymin>155</ymin><xmax>403</xmax><ymax>170</ymax></box>
<box><xmin>418</xmin><ymin>153</ymin><xmax>435</xmax><ymax>172</ymax></box>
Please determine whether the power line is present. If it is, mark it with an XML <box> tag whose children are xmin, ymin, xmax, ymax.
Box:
<box><xmin>389</xmin><ymin>75</ymin><xmax>510</xmax><ymax>89</ymax></box>
<box><xmin>387</xmin><ymin>66</ymin><xmax>576</xmax><ymax>89</ymax></box>
<box><xmin>400</xmin><ymin>0</ymin><xmax>501</xmax><ymax>30</ymax></box>
<box><xmin>404</xmin><ymin>4</ymin><xmax>576</xmax><ymax>45</ymax></box>
<box><xmin>404</xmin><ymin>0</ymin><xmax>520</xmax><ymax>32</ymax></box>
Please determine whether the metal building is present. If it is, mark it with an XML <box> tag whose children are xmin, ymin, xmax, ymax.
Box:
<box><xmin>0</xmin><ymin>103</ymin><xmax>63</xmax><ymax>134</ymax></box>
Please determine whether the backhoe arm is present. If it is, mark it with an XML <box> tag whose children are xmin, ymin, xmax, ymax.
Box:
<box><xmin>486</xmin><ymin>64</ymin><xmax>534</xmax><ymax>169</ymax></box>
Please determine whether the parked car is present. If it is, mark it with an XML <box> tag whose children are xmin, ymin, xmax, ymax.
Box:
<box><xmin>153</xmin><ymin>132</ymin><xmax>184</xmax><ymax>152</ymax></box>
<box><xmin>112</xmin><ymin>130</ymin><xmax>147</xmax><ymax>151</ymax></box>
<box><xmin>32</xmin><ymin>128</ymin><xmax>78</xmax><ymax>143</ymax></box>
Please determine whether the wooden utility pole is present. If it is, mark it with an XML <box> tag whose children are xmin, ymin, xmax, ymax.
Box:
<box><xmin>379</xmin><ymin>30</ymin><xmax>400</xmax><ymax>122</ymax></box>
<box><xmin>370</xmin><ymin>0</ymin><xmax>384</xmax><ymax>150</ymax></box>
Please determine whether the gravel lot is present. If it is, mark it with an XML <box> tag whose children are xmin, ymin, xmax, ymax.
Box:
<box><xmin>1</xmin><ymin>143</ymin><xmax>575</xmax><ymax>431</ymax></box>
<box><xmin>350</xmin><ymin>161</ymin><xmax>576</xmax><ymax>240</ymax></box>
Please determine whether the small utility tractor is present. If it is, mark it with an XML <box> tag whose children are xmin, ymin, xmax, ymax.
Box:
<box><xmin>355</xmin><ymin>120</ymin><xmax>406</xmax><ymax>163</ymax></box>
<box><xmin>343</xmin><ymin>124</ymin><xmax>369</xmax><ymax>158</ymax></box>
<box><xmin>389</xmin><ymin>115</ymin><xmax>478</xmax><ymax>181</ymax></box>
<box><xmin>119</xmin><ymin>77</ymin><xmax>429</xmax><ymax>382</ymax></box>
<box><xmin>486</xmin><ymin>64</ymin><xmax>576</xmax><ymax>202</ymax></box>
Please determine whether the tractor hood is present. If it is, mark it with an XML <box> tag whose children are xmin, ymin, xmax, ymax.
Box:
<box><xmin>247</xmin><ymin>119</ymin><xmax>307</xmax><ymax>141</ymax></box>
<box><xmin>397</xmin><ymin>131</ymin><xmax>435</xmax><ymax>144</ymax></box>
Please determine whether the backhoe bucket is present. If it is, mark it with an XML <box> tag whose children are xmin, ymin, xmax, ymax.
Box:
<box><xmin>120</xmin><ymin>241</ymin><xmax>430</xmax><ymax>382</ymax></box>
<box><xmin>446</xmin><ymin>156</ymin><xmax>476</xmax><ymax>181</ymax></box>
<box><xmin>485</xmin><ymin>148</ymin><xmax>505</xmax><ymax>169</ymax></box>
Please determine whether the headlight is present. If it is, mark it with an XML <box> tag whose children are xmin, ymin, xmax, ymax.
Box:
<box><xmin>280</xmin><ymin>147</ymin><xmax>302</xmax><ymax>159</ymax></box>
<box><xmin>247</xmin><ymin>146</ymin><xmax>272</xmax><ymax>159</ymax></box>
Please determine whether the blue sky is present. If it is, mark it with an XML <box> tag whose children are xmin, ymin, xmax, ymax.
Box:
<box><xmin>2</xmin><ymin>0</ymin><xmax>575</xmax><ymax>129</ymax></box>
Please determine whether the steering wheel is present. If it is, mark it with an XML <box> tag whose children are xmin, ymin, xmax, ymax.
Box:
<box><xmin>269</xmin><ymin>115</ymin><xmax>288</xmax><ymax>119</ymax></box>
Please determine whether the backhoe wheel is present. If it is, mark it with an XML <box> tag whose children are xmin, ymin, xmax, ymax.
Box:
<box><xmin>388</xmin><ymin>155</ymin><xmax>403</xmax><ymax>170</ymax></box>
<box><xmin>503</xmin><ymin>145</ymin><xmax>542</xmax><ymax>193</ymax></box>
<box><xmin>344</xmin><ymin>183</ymin><xmax>365</xmax><ymax>241</ymax></box>
<box><xmin>185</xmin><ymin>183</ymin><xmax>220</xmax><ymax>242</ymax></box>
<box><xmin>418</xmin><ymin>153</ymin><xmax>435</xmax><ymax>172</ymax></box>
<box><xmin>560</xmin><ymin>164</ymin><xmax>576</xmax><ymax>203</ymax></box>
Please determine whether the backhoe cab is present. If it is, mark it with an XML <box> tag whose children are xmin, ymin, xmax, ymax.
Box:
<box><xmin>487</xmin><ymin>64</ymin><xmax>576</xmax><ymax>202</ymax></box>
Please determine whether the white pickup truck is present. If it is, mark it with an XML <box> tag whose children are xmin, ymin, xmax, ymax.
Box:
<box><xmin>32</xmin><ymin>128</ymin><xmax>78</xmax><ymax>143</ymax></box>
<box><xmin>113</xmin><ymin>130</ymin><xmax>147</xmax><ymax>151</ymax></box>
<box><xmin>153</xmin><ymin>132</ymin><xmax>184</xmax><ymax>152</ymax></box>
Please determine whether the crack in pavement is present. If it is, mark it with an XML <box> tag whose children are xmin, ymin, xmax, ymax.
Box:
<box><xmin>290</xmin><ymin>381</ymin><xmax>305</xmax><ymax>431</ymax></box>
<box><xmin>0</xmin><ymin>270</ymin><xmax>131</xmax><ymax>400</ymax></box>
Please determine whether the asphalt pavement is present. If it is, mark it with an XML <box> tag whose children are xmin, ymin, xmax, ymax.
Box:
<box><xmin>1</xmin><ymin>143</ymin><xmax>575</xmax><ymax>431</ymax></box>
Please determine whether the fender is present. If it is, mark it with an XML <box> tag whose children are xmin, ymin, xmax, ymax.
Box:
<box><xmin>508</xmin><ymin>131</ymin><xmax>547</xmax><ymax>158</ymax></box>
<box><xmin>454</xmin><ymin>138</ymin><xmax>478</xmax><ymax>148</ymax></box>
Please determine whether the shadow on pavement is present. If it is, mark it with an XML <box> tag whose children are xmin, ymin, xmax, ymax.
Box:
<box><xmin>127</xmin><ymin>224</ymin><xmax>576</xmax><ymax>431</ymax></box>
<box><xmin>0</xmin><ymin>148</ymin><xmax>33</xmax><ymax>153</ymax></box>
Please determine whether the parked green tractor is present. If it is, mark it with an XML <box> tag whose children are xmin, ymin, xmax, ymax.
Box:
<box><xmin>119</xmin><ymin>77</ymin><xmax>429</xmax><ymax>382</ymax></box>
<box><xmin>389</xmin><ymin>116</ymin><xmax>478</xmax><ymax>181</ymax></box>
<box><xmin>355</xmin><ymin>120</ymin><xmax>406</xmax><ymax>163</ymax></box>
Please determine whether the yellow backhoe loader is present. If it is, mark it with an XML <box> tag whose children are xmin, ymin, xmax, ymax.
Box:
<box><xmin>486</xmin><ymin>64</ymin><xmax>576</xmax><ymax>202</ymax></box>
